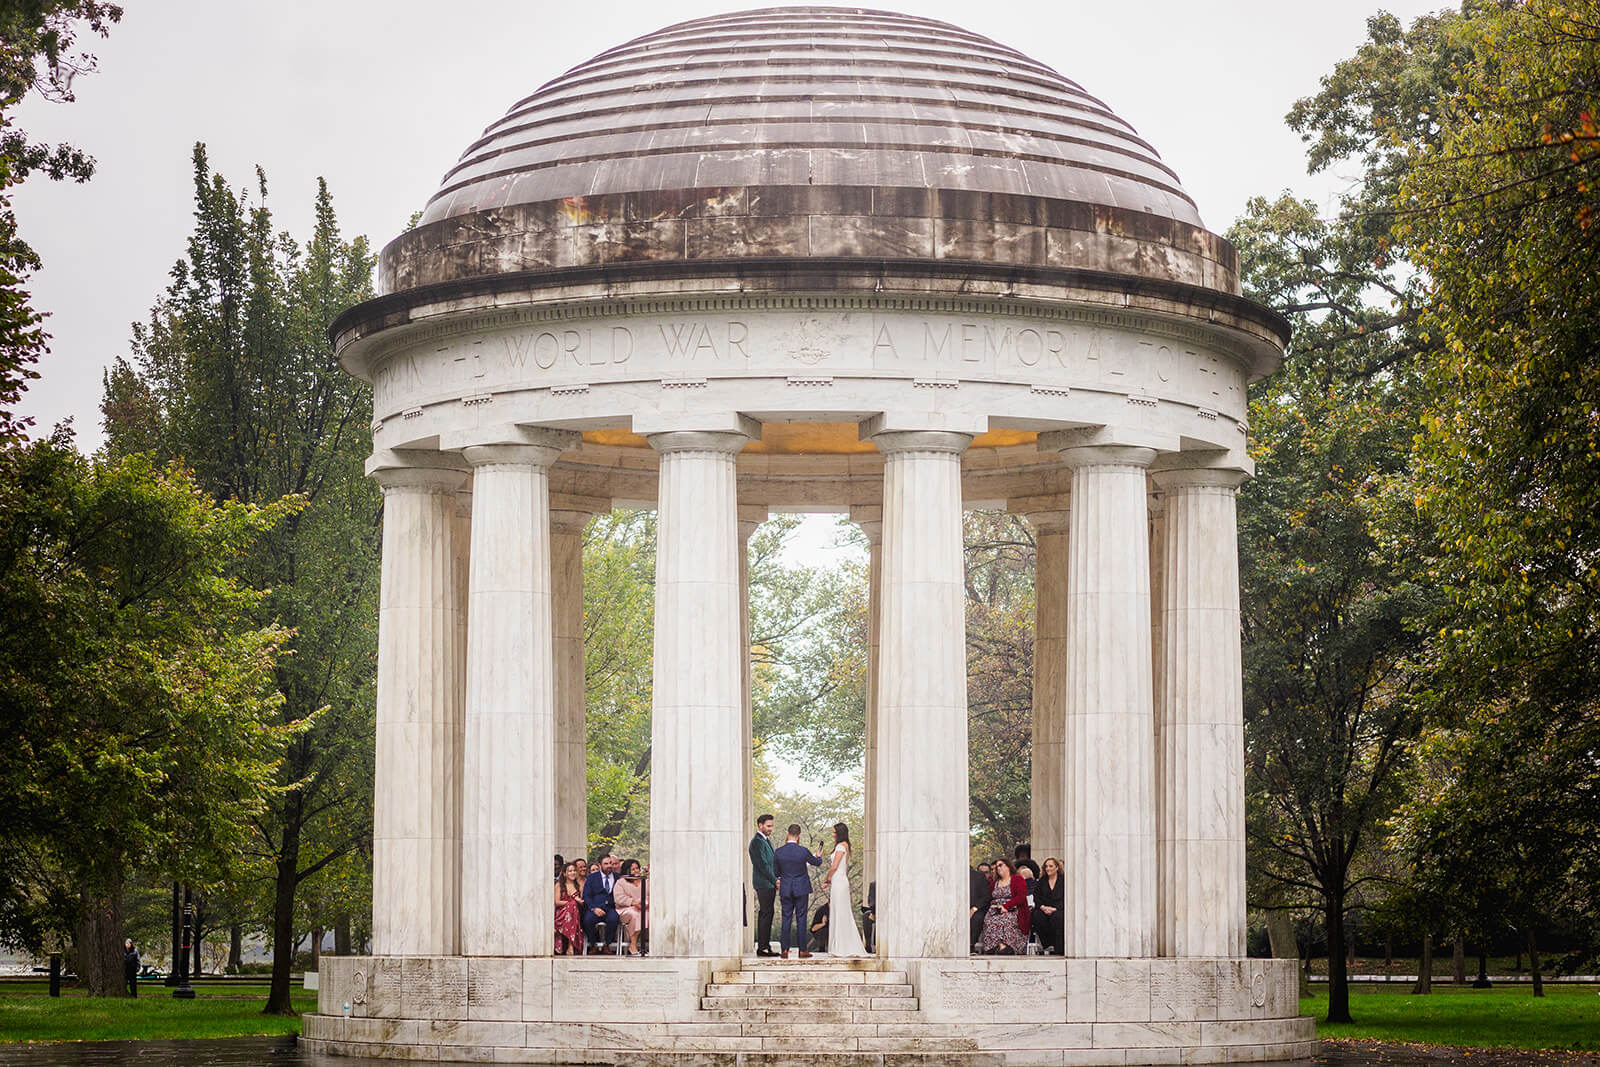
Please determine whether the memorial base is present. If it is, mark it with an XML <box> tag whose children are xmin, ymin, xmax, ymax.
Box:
<box><xmin>303</xmin><ymin>955</ymin><xmax>1316</xmax><ymax>1064</ymax></box>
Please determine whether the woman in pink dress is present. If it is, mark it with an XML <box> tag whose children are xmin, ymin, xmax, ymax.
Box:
<box><xmin>554</xmin><ymin>862</ymin><xmax>583</xmax><ymax>955</ymax></box>
<box><xmin>614</xmin><ymin>858</ymin><xmax>645</xmax><ymax>956</ymax></box>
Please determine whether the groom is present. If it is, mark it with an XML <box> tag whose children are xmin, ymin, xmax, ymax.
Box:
<box><xmin>772</xmin><ymin>823</ymin><xmax>823</xmax><ymax>959</ymax></box>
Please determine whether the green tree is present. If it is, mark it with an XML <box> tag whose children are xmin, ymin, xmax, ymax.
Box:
<box><xmin>102</xmin><ymin>146</ymin><xmax>379</xmax><ymax>1013</ymax></box>
<box><xmin>1229</xmin><ymin>190</ymin><xmax>1438</xmax><ymax>1024</ymax></box>
<box><xmin>0</xmin><ymin>0</ymin><xmax>120</xmax><ymax>441</ymax></box>
<box><xmin>1382</xmin><ymin>0</ymin><xmax>1600</xmax><ymax>981</ymax></box>
<box><xmin>0</xmin><ymin>428</ymin><xmax>292</xmax><ymax>994</ymax></box>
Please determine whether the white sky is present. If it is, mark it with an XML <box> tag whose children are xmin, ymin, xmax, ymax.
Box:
<box><xmin>10</xmin><ymin>0</ymin><xmax>1445</xmax><ymax>446</ymax></box>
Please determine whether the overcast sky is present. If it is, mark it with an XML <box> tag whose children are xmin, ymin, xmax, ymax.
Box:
<box><xmin>11</xmin><ymin>0</ymin><xmax>1444</xmax><ymax>447</ymax></box>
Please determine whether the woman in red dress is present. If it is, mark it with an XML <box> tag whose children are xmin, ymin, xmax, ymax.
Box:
<box><xmin>554</xmin><ymin>862</ymin><xmax>583</xmax><ymax>955</ymax></box>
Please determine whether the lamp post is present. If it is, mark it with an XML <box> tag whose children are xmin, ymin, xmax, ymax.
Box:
<box><xmin>171</xmin><ymin>887</ymin><xmax>195</xmax><ymax>999</ymax></box>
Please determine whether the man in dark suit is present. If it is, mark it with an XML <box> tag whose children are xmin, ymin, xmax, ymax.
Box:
<box><xmin>772</xmin><ymin>823</ymin><xmax>822</xmax><ymax>958</ymax></box>
<box><xmin>582</xmin><ymin>853</ymin><xmax>622</xmax><ymax>950</ymax></box>
<box><xmin>969</xmin><ymin>866</ymin><xmax>992</xmax><ymax>951</ymax></box>
<box><xmin>749</xmin><ymin>813</ymin><xmax>778</xmax><ymax>956</ymax></box>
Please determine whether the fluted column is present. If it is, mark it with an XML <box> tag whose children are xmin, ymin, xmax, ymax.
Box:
<box><xmin>551</xmin><ymin>507</ymin><xmax>592</xmax><ymax>865</ymax></box>
<box><xmin>854</xmin><ymin>513</ymin><xmax>883</xmax><ymax>897</ymax></box>
<box><xmin>873</xmin><ymin>430</ymin><xmax>972</xmax><ymax>958</ymax></box>
<box><xmin>739</xmin><ymin>508</ymin><xmax>763</xmax><ymax>907</ymax></box>
<box><xmin>1057</xmin><ymin>444</ymin><xmax>1158</xmax><ymax>958</ymax></box>
<box><xmin>1153</xmin><ymin>467</ymin><xmax>1249</xmax><ymax>957</ymax></box>
<box><xmin>461</xmin><ymin>436</ymin><xmax>571</xmax><ymax>956</ymax></box>
<box><xmin>649</xmin><ymin>429</ymin><xmax>749</xmax><ymax>957</ymax></box>
<box><xmin>1028</xmin><ymin>510</ymin><xmax>1069</xmax><ymax>866</ymax></box>
<box><xmin>372</xmin><ymin>462</ymin><xmax>468</xmax><ymax>956</ymax></box>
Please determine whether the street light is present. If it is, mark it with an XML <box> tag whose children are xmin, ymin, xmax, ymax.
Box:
<box><xmin>171</xmin><ymin>888</ymin><xmax>195</xmax><ymax>1000</ymax></box>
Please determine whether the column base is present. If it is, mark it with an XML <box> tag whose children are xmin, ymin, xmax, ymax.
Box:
<box><xmin>305</xmin><ymin>955</ymin><xmax>1316</xmax><ymax>1064</ymax></box>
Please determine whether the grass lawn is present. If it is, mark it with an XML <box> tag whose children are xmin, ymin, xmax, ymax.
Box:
<box><xmin>1302</xmin><ymin>984</ymin><xmax>1600</xmax><ymax>1050</ymax></box>
<box><xmin>0</xmin><ymin>980</ymin><xmax>315</xmax><ymax>1043</ymax></box>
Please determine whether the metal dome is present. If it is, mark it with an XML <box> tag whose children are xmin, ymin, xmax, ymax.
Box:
<box><xmin>418</xmin><ymin>6</ymin><xmax>1201</xmax><ymax>229</ymax></box>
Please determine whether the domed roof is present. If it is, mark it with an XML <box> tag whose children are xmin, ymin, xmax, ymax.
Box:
<box><xmin>419</xmin><ymin>6</ymin><xmax>1202</xmax><ymax>229</ymax></box>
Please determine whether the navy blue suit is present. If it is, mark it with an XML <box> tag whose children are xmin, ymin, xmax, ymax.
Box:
<box><xmin>773</xmin><ymin>841</ymin><xmax>823</xmax><ymax>953</ymax></box>
<box><xmin>582</xmin><ymin>870</ymin><xmax>621</xmax><ymax>948</ymax></box>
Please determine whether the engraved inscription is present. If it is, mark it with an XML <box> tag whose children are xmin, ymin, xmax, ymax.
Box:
<box><xmin>370</xmin><ymin>306</ymin><xmax>1250</xmax><ymax>425</ymax></box>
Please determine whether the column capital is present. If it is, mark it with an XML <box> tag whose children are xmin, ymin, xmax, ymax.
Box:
<box><xmin>462</xmin><ymin>433</ymin><xmax>574</xmax><ymax>470</ymax></box>
<box><xmin>440</xmin><ymin>425</ymin><xmax>581</xmax><ymax>455</ymax></box>
<box><xmin>849</xmin><ymin>505</ymin><xmax>882</xmax><ymax>544</ymax></box>
<box><xmin>550</xmin><ymin>492</ymin><xmax>610</xmax><ymax>535</ymax></box>
<box><xmin>1026</xmin><ymin>509</ymin><xmax>1072</xmax><ymax>534</ymax></box>
<box><xmin>738</xmin><ymin>504</ymin><xmax>768</xmax><ymax>542</ymax></box>
<box><xmin>367</xmin><ymin>447</ymin><xmax>469</xmax><ymax>485</ymax></box>
<box><xmin>1151</xmin><ymin>466</ymin><xmax>1251</xmax><ymax>492</ymax></box>
<box><xmin>868</xmin><ymin>429</ymin><xmax>973</xmax><ymax>456</ymax></box>
<box><xmin>1049</xmin><ymin>443</ymin><xmax>1157</xmax><ymax>470</ymax></box>
<box><xmin>647</xmin><ymin>429</ymin><xmax>750</xmax><ymax>456</ymax></box>
<box><xmin>371</xmin><ymin>464</ymin><xmax>469</xmax><ymax>494</ymax></box>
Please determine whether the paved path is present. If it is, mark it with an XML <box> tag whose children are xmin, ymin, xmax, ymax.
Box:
<box><xmin>0</xmin><ymin>1036</ymin><xmax>1595</xmax><ymax>1066</ymax></box>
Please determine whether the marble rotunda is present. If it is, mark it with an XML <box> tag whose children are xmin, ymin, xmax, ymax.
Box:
<box><xmin>303</xmin><ymin>7</ymin><xmax>1316</xmax><ymax>1063</ymax></box>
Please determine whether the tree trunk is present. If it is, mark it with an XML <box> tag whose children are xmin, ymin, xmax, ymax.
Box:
<box><xmin>1325</xmin><ymin>896</ymin><xmax>1352</xmax><ymax>1023</ymax></box>
<box><xmin>228</xmin><ymin>923</ymin><xmax>243</xmax><ymax>973</ymax></box>
<box><xmin>1473</xmin><ymin>948</ymin><xmax>1492</xmax><ymax>988</ymax></box>
<box><xmin>74</xmin><ymin>879</ymin><xmax>127</xmax><ymax>997</ymax></box>
<box><xmin>1383</xmin><ymin>933</ymin><xmax>1392</xmax><ymax>968</ymax></box>
<box><xmin>1515</xmin><ymin>947</ymin><xmax>1523</xmax><ymax>973</ymax></box>
<box><xmin>1413</xmin><ymin>931</ymin><xmax>1433</xmax><ymax>994</ymax></box>
<box><xmin>1452</xmin><ymin>937</ymin><xmax>1466</xmax><ymax>985</ymax></box>
<box><xmin>1527</xmin><ymin>929</ymin><xmax>1542</xmax><ymax>998</ymax></box>
<box><xmin>263</xmin><ymin>792</ymin><xmax>303</xmax><ymax>1014</ymax></box>
<box><xmin>311</xmin><ymin>926</ymin><xmax>323</xmax><ymax>969</ymax></box>
<box><xmin>334</xmin><ymin>913</ymin><xmax>352</xmax><ymax>956</ymax></box>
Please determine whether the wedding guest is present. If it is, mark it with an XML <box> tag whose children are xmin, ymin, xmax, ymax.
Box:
<box><xmin>554</xmin><ymin>854</ymin><xmax>565</xmax><ymax>881</ymax></box>
<box><xmin>978</xmin><ymin>857</ymin><xmax>1030</xmax><ymax>954</ymax></box>
<box><xmin>1033</xmin><ymin>856</ymin><xmax>1064</xmax><ymax>955</ymax></box>
<box><xmin>1014</xmin><ymin>843</ymin><xmax>1040</xmax><ymax>886</ymax></box>
<box><xmin>969</xmin><ymin>866</ymin><xmax>992</xmax><ymax>950</ymax></box>
<box><xmin>614</xmin><ymin>858</ymin><xmax>645</xmax><ymax>955</ymax></box>
<box><xmin>861</xmin><ymin>881</ymin><xmax>876</xmax><ymax>953</ymax></box>
<box><xmin>554</xmin><ymin>863</ymin><xmax>583</xmax><ymax>955</ymax></box>
<box><xmin>582</xmin><ymin>854</ymin><xmax>622</xmax><ymax>951</ymax></box>
<box><xmin>807</xmin><ymin>901</ymin><xmax>830</xmax><ymax>953</ymax></box>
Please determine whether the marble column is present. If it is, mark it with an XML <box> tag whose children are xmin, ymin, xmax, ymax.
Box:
<box><xmin>460</xmin><ymin>437</ymin><xmax>570</xmax><ymax>956</ymax></box>
<box><xmin>648</xmin><ymin>430</ymin><xmax>749</xmax><ymax>957</ymax></box>
<box><xmin>1028</xmin><ymin>510</ymin><xmax>1069</xmax><ymax>867</ymax></box>
<box><xmin>854</xmin><ymin>513</ymin><xmax>883</xmax><ymax>898</ymax></box>
<box><xmin>873</xmin><ymin>431</ymin><xmax>972</xmax><ymax>959</ymax></box>
<box><xmin>1153</xmin><ymin>467</ymin><xmax>1249</xmax><ymax>958</ymax></box>
<box><xmin>739</xmin><ymin>508</ymin><xmax>763</xmax><ymax>920</ymax></box>
<box><xmin>1057</xmin><ymin>444</ymin><xmax>1158</xmax><ymax>959</ymax></box>
<box><xmin>551</xmin><ymin>506</ymin><xmax>592</xmax><ymax>865</ymax></box>
<box><xmin>372</xmin><ymin>462</ymin><xmax>468</xmax><ymax>956</ymax></box>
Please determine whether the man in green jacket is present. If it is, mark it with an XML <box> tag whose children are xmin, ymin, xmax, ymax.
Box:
<box><xmin>749</xmin><ymin>814</ymin><xmax>778</xmax><ymax>956</ymax></box>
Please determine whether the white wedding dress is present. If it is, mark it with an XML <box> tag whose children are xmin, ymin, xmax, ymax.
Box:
<box><xmin>826</xmin><ymin>843</ymin><xmax>867</xmax><ymax>957</ymax></box>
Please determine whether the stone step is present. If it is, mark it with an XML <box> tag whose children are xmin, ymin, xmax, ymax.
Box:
<box><xmin>738</xmin><ymin>955</ymin><xmax>890</xmax><ymax>968</ymax></box>
<box><xmin>703</xmin><ymin>995</ymin><xmax>917</xmax><ymax>1012</ymax></box>
<box><xmin>701</xmin><ymin>999</ymin><xmax>920</xmax><ymax>1019</ymax></box>
<box><xmin>584</xmin><ymin>1052</ymin><xmax>1003</xmax><ymax>1067</ymax></box>
<box><xmin>706</xmin><ymin>982</ymin><xmax>914</xmax><ymax>998</ymax></box>
<box><xmin>714</xmin><ymin>968</ymin><xmax>908</xmax><ymax>984</ymax></box>
<box><xmin>747</xmin><ymin>1035</ymin><xmax>982</xmax><ymax>1053</ymax></box>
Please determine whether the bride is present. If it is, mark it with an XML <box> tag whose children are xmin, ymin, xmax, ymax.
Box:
<box><xmin>821</xmin><ymin>822</ymin><xmax>867</xmax><ymax>957</ymax></box>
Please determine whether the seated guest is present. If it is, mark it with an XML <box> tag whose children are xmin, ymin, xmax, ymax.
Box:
<box><xmin>969</xmin><ymin>866</ymin><xmax>992</xmax><ymax>951</ymax></box>
<box><xmin>614</xmin><ymin>858</ymin><xmax>645</xmax><ymax>956</ymax></box>
<box><xmin>861</xmin><ymin>881</ymin><xmax>876</xmax><ymax>954</ymax></box>
<box><xmin>1013</xmin><ymin>843</ymin><xmax>1040</xmax><ymax>889</ymax></box>
<box><xmin>978</xmin><ymin>858</ymin><xmax>1030</xmax><ymax>955</ymax></box>
<box><xmin>581</xmin><ymin>854</ymin><xmax>622</xmax><ymax>952</ymax></box>
<box><xmin>554</xmin><ymin>863</ymin><xmax>583</xmax><ymax>955</ymax></box>
<box><xmin>1033</xmin><ymin>857</ymin><xmax>1064</xmax><ymax>955</ymax></box>
<box><xmin>807</xmin><ymin>901</ymin><xmax>830</xmax><ymax>953</ymax></box>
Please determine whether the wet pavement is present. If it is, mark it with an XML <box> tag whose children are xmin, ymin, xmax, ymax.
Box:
<box><xmin>0</xmin><ymin>1038</ymin><xmax>1594</xmax><ymax>1066</ymax></box>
